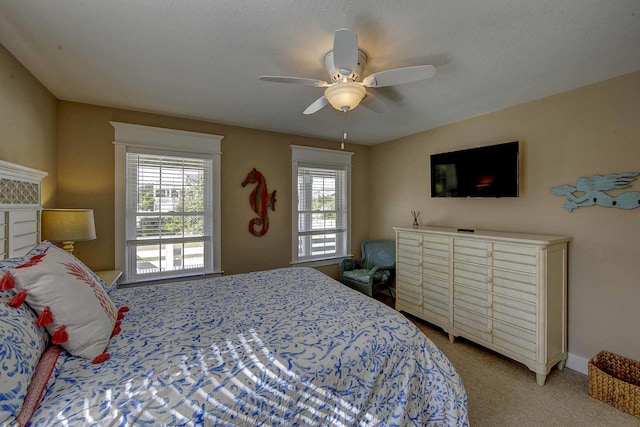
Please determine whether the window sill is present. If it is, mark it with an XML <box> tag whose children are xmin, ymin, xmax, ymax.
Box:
<box><xmin>119</xmin><ymin>270</ymin><xmax>223</xmax><ymax>288</ymax></box>
<box><xmin>290</xmin><ymin>255</ymin><xmax>353</xmax><ymax>268</ymax></box>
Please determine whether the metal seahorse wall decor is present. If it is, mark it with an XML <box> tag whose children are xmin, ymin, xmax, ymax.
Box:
<box><xmin>241</xmin><ymin>168</ymin><xmax>277</xmax><ymax>236</ymax></box>
<box><xmin>550</xmin><ymin>172</ymin><xmax>640</xmax><ymax>212</ymax></box>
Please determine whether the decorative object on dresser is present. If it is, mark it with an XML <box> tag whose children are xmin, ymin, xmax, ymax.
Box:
<box><xmin>394</xmin><ymin>225</ymin><xmax>570</xmax><ymax>386</ymax></box>
<box><xmin>550</xmin><ymin>172</ymin><xmax>640</xmax><ymax>212</ymax></box>
<box><xmin>41</xmin><ymin>209</ymin><xmax>96</xmax><ymax>255</ymax></box>
<box><xmin>411</xmin><ymin>210</ymin><xmax>420</xmax><ymax>228</ymax></box>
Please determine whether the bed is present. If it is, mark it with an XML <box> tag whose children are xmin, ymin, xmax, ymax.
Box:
<box><xmin>1</xmin><ymin>161</ymin><xmax>468</xmax><ymax>426</ymax></box>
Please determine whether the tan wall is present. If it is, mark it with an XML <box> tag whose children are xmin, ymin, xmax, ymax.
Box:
<box><xmin>0</xmin><ymin>44</ymin><xmax>57</xmax><ymax>205</ymax></box>
<box><xmin>370</xmin><ymin>71</ymin><xmax>640</xmax><ymax>362</ymax></box>
<box><xmin>57</xmin><ymin>101</ymin><xmax>370</xmax><ymax>278</ymax></box>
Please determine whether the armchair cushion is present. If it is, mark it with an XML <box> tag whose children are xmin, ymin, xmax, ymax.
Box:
<box><xmin>343</xmin><ymin>268</ymin><xmax>392</xmax><ymax>284</ymax></box>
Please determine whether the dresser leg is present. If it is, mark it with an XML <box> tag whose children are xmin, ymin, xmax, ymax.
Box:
<box><xmin>448</xmin><ymin>333</ymin><xmax>455</xmax><ymax>344</ymax></box>
<box><xmin>557</xmin><ymin>359</ymin><xmax>566</xmax><ymax>370</ymax></box>
<box><xmin>536</xmin><ymin>373</ymin><xmax>547</xmax><ymax>386</ymax></box>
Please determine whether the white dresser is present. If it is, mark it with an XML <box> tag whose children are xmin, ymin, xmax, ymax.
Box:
<box><xmin>394</xmin><ymin>226</ymin><xmax>570</xmax><ymax>385</ymax></box>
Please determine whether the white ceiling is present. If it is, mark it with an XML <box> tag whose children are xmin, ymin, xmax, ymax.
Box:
<box><xmin>1</xmin><ymin>0</ymin><xmax>639</xmax><ymax>145</ymax></box>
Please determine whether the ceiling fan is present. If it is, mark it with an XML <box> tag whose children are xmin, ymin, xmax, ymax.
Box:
<box><xmin>259</xmin><ymin>28</ymin><xmax>436</xmax><ymax>115</ymax></box>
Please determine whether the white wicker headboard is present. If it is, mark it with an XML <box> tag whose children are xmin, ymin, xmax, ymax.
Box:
<box><xmin>0</xmin><ymin>160</ymin><xmax>48</xmax><ymax>259</ymax></box>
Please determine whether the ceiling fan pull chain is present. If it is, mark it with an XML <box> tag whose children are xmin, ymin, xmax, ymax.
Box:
<box><xmin>341</xmin><ymin>112</ymin><xmax>348</xmax><ymax>150</ymax></box>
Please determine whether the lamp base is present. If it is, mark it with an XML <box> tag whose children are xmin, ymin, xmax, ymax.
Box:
<box><xmin>61</xmin><ymin>241</ymin><xmax>75</xmax><ymax>255</ymax></box>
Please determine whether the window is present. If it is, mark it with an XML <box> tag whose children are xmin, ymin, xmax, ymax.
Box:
<box><xmin>291</xmin><ymin>145</ymin><xmax>353</xmax><ymax>265</ymax></box>
<box><xmin>112</xmin><ymin>122</ymin><xmax>222</xmax><ymax>284</ymax></box>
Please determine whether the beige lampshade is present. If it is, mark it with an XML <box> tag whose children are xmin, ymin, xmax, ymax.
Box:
<box><xmin>41</xmin><ymin>209</ymin><xmax>97</xmax><ymax>242</ymax></box>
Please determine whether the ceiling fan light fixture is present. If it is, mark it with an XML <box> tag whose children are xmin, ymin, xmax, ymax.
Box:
<box><xmin>324</xmin><ymin>81</ymin><xmax>366</xmax><ymax>112</ymax></box>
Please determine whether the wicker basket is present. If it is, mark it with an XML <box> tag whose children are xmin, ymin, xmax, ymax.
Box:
<box><xmin>588</xmin><ymin>350</ymin><xmax>640</xmax><ymax>418</ymax></box>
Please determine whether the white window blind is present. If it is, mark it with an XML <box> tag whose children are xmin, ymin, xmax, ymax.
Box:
<box><xmin>291</xmin><ymin>145</ymin><xmax>353</xmax><ymax>264</ymax></box>
<box><xmin>125</xmin><ymin>149</ymin><xmax>213</xmax><ymax>281</ymax></box>
<box><xmin>297</xmin><ymin>165</ymin><xmax>347</xmax><ymax>260</ymax></box>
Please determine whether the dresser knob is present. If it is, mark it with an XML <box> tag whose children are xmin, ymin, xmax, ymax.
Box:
<box><xmin>486</xmin><ymin>277</ymin><xmax>492</xmax><ymax>283</ymax></box>
<box><xmin>486</xmin><ymin>251</ymin><xmax>493</xmax><ymax>257</ymax></box>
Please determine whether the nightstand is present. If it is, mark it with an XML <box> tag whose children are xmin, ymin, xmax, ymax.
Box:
<box><xmin>95</xmin><ymin>270</ymin><xmax>122</xmax><ymax>289</ymax></box>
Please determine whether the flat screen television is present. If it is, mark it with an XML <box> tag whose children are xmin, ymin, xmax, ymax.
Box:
<box><xmin>430</xmin><ymin>141</ymin><xmax>519</xmax><ymax>198</ymax></box>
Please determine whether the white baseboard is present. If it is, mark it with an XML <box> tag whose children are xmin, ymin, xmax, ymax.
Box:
<box><xmin>566</xmin><ymin>353</ymin><xmax>589</xmax><ymax>375</ymax></box>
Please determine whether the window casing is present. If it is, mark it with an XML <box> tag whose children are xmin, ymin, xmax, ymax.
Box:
<box><xmin>112</xmin><ymin>122</ymin><xmax>222</xmax><ymax>284</ymax></box>
<box><xmin>291</xmin><ymin>145</ymin><xmax>353</xmax><ymax>264</ymax></box>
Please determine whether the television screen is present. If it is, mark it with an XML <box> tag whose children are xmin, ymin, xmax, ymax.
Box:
<box><xmin>430</xmin><ymin>141</ymin><xmax>519</xmax><ymax>198</ymax></box>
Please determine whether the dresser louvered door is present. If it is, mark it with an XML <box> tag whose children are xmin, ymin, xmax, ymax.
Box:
<box><xmin>395</xmin><ymin>230</ymin><xmax>451</xmax><ymax>332</ymax></box>
<box><xmin>395</xmin><ymin>231</ymin><xmax>424</xmax><ymax>317</ymax></box>
<box><xmin>420</xmin><ymin>233</ymin><xmax>450</xmax><ymax>332</ymax></box>
<box><xmin>453</xmin><ymin>239</ymin><xmax>538</xmax><ymax>363</ymax></box>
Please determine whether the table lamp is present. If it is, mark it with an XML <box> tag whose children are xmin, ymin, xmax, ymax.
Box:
<box><xmin>41</xmin><ymin>209</ymin><xmax>96</xmax><ymax>255</ymax></box>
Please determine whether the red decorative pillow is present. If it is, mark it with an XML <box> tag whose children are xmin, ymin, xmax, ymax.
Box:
<box><xmin>0</xmin><ymin>245</ymin><xmax>125</xmax><ymax>362</ymax></box>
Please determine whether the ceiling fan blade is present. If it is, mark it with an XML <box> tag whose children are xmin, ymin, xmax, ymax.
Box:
<box><xmin>303</xmin><ymin>96</ymin><xmax>329</xmax><ymax>115</ymax></box>
<box><xmin>362</xmin><ymin>65</ymin><xmax>436</xmax><ymax>88</ymax></box>
<box><xmin>333</xmin><ymin>29</ymin><xmax>359</xmax><ymax>74</ymax></box>
<box><xmin>259</xmin><ymin>76</ymin><xmax>329</xmax><ymax>87</ymax></box>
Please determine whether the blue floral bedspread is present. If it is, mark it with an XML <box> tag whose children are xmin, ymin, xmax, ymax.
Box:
<box><xmin>29</xmin><ymin>267</ymin><xmax>468</xmax><ymax>426</ymax></box>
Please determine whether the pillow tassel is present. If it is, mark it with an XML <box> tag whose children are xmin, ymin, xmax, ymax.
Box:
<box><xmin>92</xmin><ymin>352</ymin><xmax>110</xmax><ymax>364</ymax></box>
<box><xmin>118</xmin><ymin>306</ymin><xmax>129</xmax><ymax>314</ymax></box>
<box><xmin>7</xmin><ymin>289</ymin><xmax>27</xmax><ymax>307</ymax></box>
<box><xmin>111</xmin><ymin>325</ymin><xmax>121</xmax><ymax>337</ymax></box>
<box><xmin>36</xmin><ymin>306</ymin><xmax>54</xmax><ymax>326</ymax></box>
<box><xmin>52</xmin><ymin>325</ymin><xmax>68</xmax><ymax>344</ymax></box>
<box><xmin>0</xmin><ymin>271</ymin><xmax>15</xmax><ymax>290</ymax></box>
<box><xmin>117</xmin><ymin>311</ymin><xmax>125</xmax><ymax>320</ymax></box>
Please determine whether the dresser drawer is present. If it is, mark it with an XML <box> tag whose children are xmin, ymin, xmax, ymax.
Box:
<box><xmin>493</xmin><ymin>295</ymin><xmax>536</xmax><ymax>332</ymax></box>
<box><xmin>454</xmin><ymin>307</ymin><xmax>492</xmax><ymax>342</ymax></box>
<box><xmin>454</xmin><ymin>286</ymin><xmax>491</xmax><ymax>317</ymax></box>
<box><xmin>454</xmin><ymin>238</ymin><xmax>492</xmax><ymax>265</ymax></box>
<box><xmin>453</xmin><ymin>262</ymin><xmax>491</xmax><ymax>291</ymax></box>
<box><xmin>424</xmin><ymin>298</ymin><xmax>449</xmax><ymax>320</ymax></box>
<box><xmin>492</xmin><ymin>321</ymin><xmax>537</xmax><ymax>361</ymax></box>
<box><xmin>492</xmin><ymin>243</ymin><xmax>537</xmax><ymax>274</ymax></box>
<box><xmin>397</xmin><ymin>276</ymin><xmax>422</xmax><ymax>295</ymax></box>
<box><xmin>396</xmin><ymin>298</ymin><xmax>423</xmax><ymax>316</ymax></box>
<box><xmin>422</xmin><ymin>238</ymin><xmax>450</xmax><ymax>258</ymax></box>
<box><xmin>396</xmin><ymin>282</ymin><xmax>422</xmax><ymax>308</ymax></box>
<box><xmin>423</xmin><ymin>255</ymin><xmax>450</xmax><ymax>281</ymax></box>
<box><xmin>397</xmin><ymin>267</ymin><xmax>421</xmax><ymax>284</ymax></box>
<box><xmin>398</xmin><ymin>248</ymin><xmax>421</xmax><ymax>263</ymax></box>
<box><xmin>398</xmin><ymin>232</ymin><xmax>422</xmax><ymax>254</ymax></box>
<box><xmin>423</xmin><ymin>276</ymin><xmax>449</xmax><ymax>303</ymax></box>
<box><xmin>492</xmin><ymin>269</ymin><xmax>537</xmax><ymax>303</ymax></box>
<box><xmin>398</xmin><ymin>255</ymin><xmax>422</xmax><ymax>274</ymax></box>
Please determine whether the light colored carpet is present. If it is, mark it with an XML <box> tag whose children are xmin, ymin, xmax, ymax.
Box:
<box><xmin>408</xmin><ymin>315</ymin><xmax>640</xmax><ymax>426</ymax></box>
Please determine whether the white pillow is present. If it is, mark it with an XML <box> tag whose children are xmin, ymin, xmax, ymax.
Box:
<box><xmin>3</xmin><ymin>245</ymin><xmax>119</xmax><ymax>361</ymax></box>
